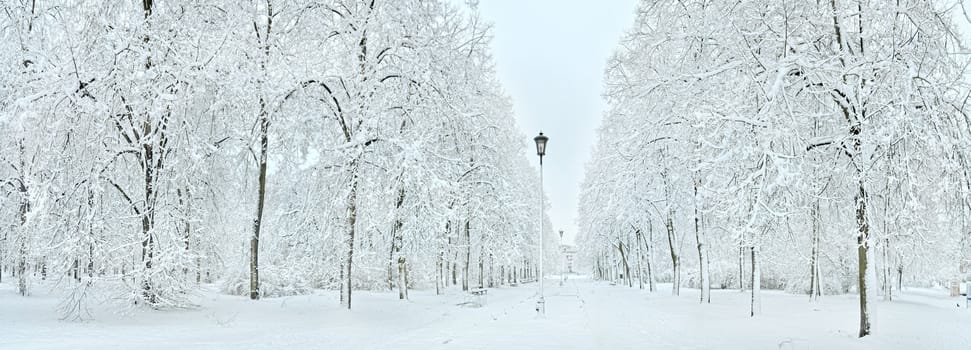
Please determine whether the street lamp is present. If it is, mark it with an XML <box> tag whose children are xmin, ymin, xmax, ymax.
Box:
<box><xmin>534</xmin><ymin>132</ymin><xmax>548</xmax><ymax>164</ymax></box>
<box><xmin>533</xmin><ymin>132</ymin><xmax>548</xmax><ymax>316</ymax></box>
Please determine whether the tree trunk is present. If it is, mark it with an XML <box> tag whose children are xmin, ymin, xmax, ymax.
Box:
<box><xmin>178</xmin><ymin>188</ymin><xmax>191</xmax><ymax>278</ymax></box>
<box><xmin>17</xmin><ymin>192</ymin><xmax>29</xmax><ymax>296</ymax></box>
<box><xmin>882</xmin><ymin>169</ymin><xmax>893</xmax><ymax>302</ymax></box>
<box><xmin>478</xmin><ymin>255</ymin><xmax>484</xmax><ymax>289</ymax></box>
<box><xmin>340</xmin><ymin>160</ymin><xmax>361</xmax><ymax>309</ymax></box>
<box><xmin>809</xmin><ymin>199</ymin><xmax>821</xmax><ymax>301</ymax></box>
<box><xmin>661</xmin><ymin>169</ymin><xmax>679</xmax><ymax>295</ymax></box>
<box><xmin>136</xmin><ymin>0</ymin><xmax>162</xmax><ymax>307</ymax></box>
<box><xmin>249</xmin><ymin>0</ymin><xmax>275</xmax><ymax>302</ymax></box>
<box><xmin>141</xmin><ymin>139</ymin><xmax>157</xmax><ymax>305</ymax></box>
<box><xmin>665</xmin><ymin>212</ymin><xmax>680</xmax><ymax>296</ymax></box>
<box><xmin>856</xmin><ymin>182</ymin><xmax>872</xmax><ymax>337</ymax></box>
<box><xmin>390</xmin><ymin>187</ymin><xmax>406</xmax><ymax>298</ymax></box>
<box><xmin>634</xmin><ymin>228</ymin><xmax>645</xmax><ymax>290</ymax></box>
<box><xmin>452</xmin><ymin>261</ymin><xmax>458</xmax><ymax>286</ymax></box>
<box><xmin>645</xmin><ymin>225</ymin><xmax>656</xmax><ymax>291</ymax></box>
<box><xmin>398</xmin><ymin>256</ymin><xmax>408</xmax><ymax>300</ymax></box>
<box><xmin>72</xmin><ymin>258</ymin><xmax>79</xmax><ymax>282</ymax></box>
<box><xmin>618</xmin><ymin>240</ymin><xmax>632</xmax><ymax>287</ymax></box>
<box><xmin>489</xmin><ymin>257</ymin><xmax>495</xmax><ymax>288</ymax></box>
<box><xmin>250</xmin><ymin>107</ymin><xmax>269</xmax><ymax>301</ymax></box>
<box><xmin>882</xmin><ymin>238</ymin><xmax>891</xmax><ymax>301</ymax></box>
<box><xmin>445</xmin><ymin>236</ymin><xmax>454</xmax><ymax>288</ymax></box>
<box><xmin>896</xmin><ymin>265</ymin><xmax>903</xmax><ymax>291</ymax></box>
<box><xmin>13</xmin><ymin>1</ymin><xmax>36</xmax><ymax>298</ymax></box>
<box><xmin>436</xmin><ymin>253</ymin><xmax>444</xmax><ymax>295</ymax></box>
<box><xmin>525</xmin><ymin>261</ymin><xmax>530</xmax><ymax>281</ymax></box>
<box><xmin>594</xmin><ymin>256</ymin><xmax>600</xmax><ymax>280</ymax></box>
<box><xmin>463</xmin><ymin>219</ymin><xmax>471</xmax><ymax>291</ymax></box>
<box><xmin>738</xmin><ymin>246</ymin><xmax>744</xmax><ymax>292</ymax></box>
<box><xmin>387</xmin><ymin>243</ymin><xmax>395</xmax><ymax>291</ymax></box>
<box><xmin>403</xmin><ymin>261</ymin><xmax>410</xmax><ymax>296</ymax></box>
<box><xmin>694</xmin><ymin>178</ymin><xmax>709</xmax><ymax>303</ymax></box>
<box><xmin>436</xmin><ymin>224</ymin><xmax>447</xmax><ymax>295</ymax></box>
<box><xmin>750</xmin><ymin>246</ymin><xmax>761</xmax><ymax>316</ymax></box>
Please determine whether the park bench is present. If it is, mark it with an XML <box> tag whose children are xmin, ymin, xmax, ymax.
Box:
<box><xmin>471</xmin><ymin>288</ymin><xmax>488</xmax><ymax>306</ymax></box>
<box><xmin>457</xmin><ymin>288</ymin><xmax>488</xmax><ymax>308</ymax></box>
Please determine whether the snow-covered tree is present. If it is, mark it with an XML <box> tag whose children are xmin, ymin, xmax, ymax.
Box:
<box><xmin>579</xmin><ymin>0</ymin><xmax>971</xmax><ymax>337</ymax></box>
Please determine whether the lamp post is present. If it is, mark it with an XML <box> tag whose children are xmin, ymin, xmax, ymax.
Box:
<box><xmin>559</xmin><ymin>230</ymin><xmax>566</xmax><ymax>286</ymax></box>
<box><xmin>533</xmin><ymin>132</ymin><xmax>548</xmax><ymax>316</ymax></box>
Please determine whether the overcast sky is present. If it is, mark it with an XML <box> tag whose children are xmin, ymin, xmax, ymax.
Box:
<box><xmin>471</xmin><ymin>1</ymin><xmax>638</xmax><ymax>245</ymax></box>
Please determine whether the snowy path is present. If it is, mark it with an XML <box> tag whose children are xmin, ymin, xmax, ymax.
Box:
<box><xmin>3</xmin><ymin>278</ymin><xmax>971</xmax><ymax>349</ymax></box>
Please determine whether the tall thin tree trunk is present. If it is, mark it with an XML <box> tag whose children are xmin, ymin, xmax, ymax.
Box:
<box><xmin>136</xmin><ymin>0</ymin><xmax>163</xmax><ymax>307</ymax></box>
<box><xmin>489</xmin><ymin>256</ymin><xmax>495</xmax><ymax>288</ymax></box>
<box><xmin>634</xmin><ymin>228</ymin><xmax>645</xmax><ymax>290</ymax></box>
<box><xmin>738</xmin><ymin>246</ymin><xmax>745</xmax><ymax>292</ymax></box>
<box><xmin>398</xmin><ymin>257</ymin><xmax>408</xmax><ymax>300</ymax></box>
<box><xmin>662</xmin><ymin>170</ymin><xmax>680</xmax><ymax>296</ymax></box>
<box><xmin>403</xmin><ymin>261</ymin><xmax>410</xmax><ymax>297</ymax></box>
<box><xmin>437</xmin><ymin>222</ymin><xmax>448</xmax><ymax>295</ymax></box>
<box><xmin>618</xmin><ymin>240</ymin><xmax>632</xmax><ymax>287</ymax></box>
<box><xmin>478</xmin><ymin>255</ymin><xmax>484</xmax><ymax>289</ymax></box>
<box><xmin>140</xmin><ymin>139</ymin><xmax>158</xmax><ymax>305</ymax></box>
<box><xmin>452</xmin><ymin>260</ymin><xmax>458</xmax><ymax>286</ymax></box>
<box><xmin>694</xmin><ymin>177</ymin><xmax>709</xmax><ymax>303</ymax></box>
<box><xmin>13</xmin><ymin>0</ymin><xmax>37</xmax><ymax>301</ymax></box>
<box><xmin>856</xmin><ymin>181</ymin><xmax>872</xmax><ymax>337</ymax></box>
<box><xmin>72</xmin><ymin>258</ymin><xmax>79</xmax><ymax>282</ymax></box>
<box><xmin>17</xmin><ymin>192</ymin><xmax>29</xmax><ymax>296</ymax></box>
<box><xmin>387</xmin><ymin>244</ymin><xmax>395</xmax><ymax>291</ymax></box>
<box><xmin>446</xmin><ymin>236</ymin><xmax>454</xmax><ymax>288</ymax></box>
<box><xmin>809</xmin><ymin>199</ymin><xmax>821</xmax><ymax>301</ymax></box>
<box><xmin>829</xmin><ymin>0</ymin><xmax>872</xmax><ymax>337</ymax></box>
<box><xmin>249</xmin><ymin>0</ymin><xmax>274</xmax><ymax>302</ymax></box>
<box><xmin>463</xmin><ymin>219</ymin><xmax>471</xmax><ymax>291</ymax></box>
<box><xmin>750</xmin><ymin>246</ymin><xmax>761</xmax><ymax>316</ymax></box>
<box><xmin>340</xmin><ymin>160</ymin><xmax>361</xmax><ymax>309</ymax></box>
<box><xmin>896</xmin><ymin>265</ymin><xmax>903</xmax><ymax>291</ymax></box>
<box><xmin>436</xmin><ymin>252</ymin><xmax>444</xmax><ymax>295</ymax></box>
<box><xmin>665</xmin><ymin>212</ymin><xmax>680</xmax><ymax>296</ymax></box>
<box><xmin>250</xmin><ymin>106</ymin><xmax>269</xmax><ymax>301</ymax></box>
<box><xmin>178</xmin><ymin>188</ymin><xmax>191</xmax><ymax>278</ymax></box>
<box><xmin>882</xmin><ymin>238</ymin><xmax>891</xmax><ymax>301</ymax></box>
<box><xmin>140</xmin><ymin>137</ymin><xmax>155</xmax><ymax>304</ymax></box>
<box><xmin>390</xmin><ymin>187</ymin><xmax>406</xmax><ymax>298</ymax></box>
<box><xmin>882</xmin><ymin>163</ymin><xmax>893</xmax><ymax>302</ymax></box>
<box><xmin>646</xmin><ymin>224</ymin><xmax>655</xmax><ymax>291</ymax></box>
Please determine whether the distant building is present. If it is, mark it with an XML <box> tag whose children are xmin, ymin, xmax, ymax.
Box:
<box><xmin>560</xmin><ymin>244</ymin><xmax>578</xmax><ymax>273</ymax></box>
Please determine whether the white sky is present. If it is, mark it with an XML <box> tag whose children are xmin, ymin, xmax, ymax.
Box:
<box><xmin>470</xmin><ymin>0</ymin><xmax>638</xmax><ymax>245</ymax></box>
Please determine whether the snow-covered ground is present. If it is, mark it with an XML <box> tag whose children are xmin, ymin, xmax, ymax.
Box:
<box><xmin>2</xmin><ymin>277</ymin><xmax>970</xmax><ymax>349</ymax></box>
